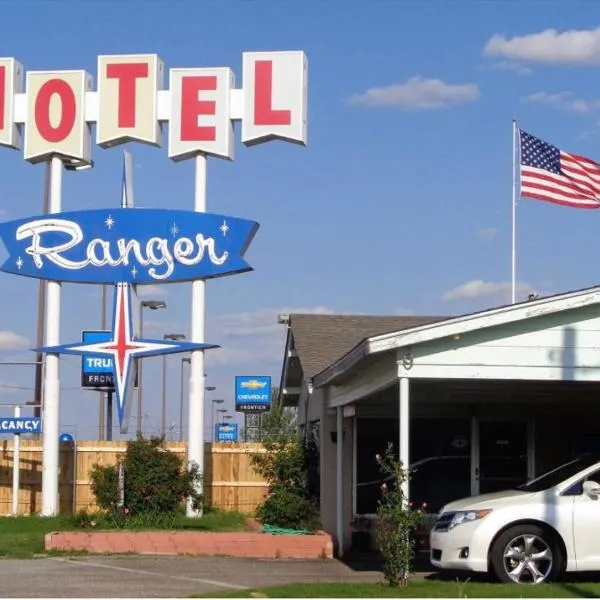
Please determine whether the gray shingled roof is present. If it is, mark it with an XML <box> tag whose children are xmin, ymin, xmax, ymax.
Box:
<box><xmin>288</xmin><ymin>314</ymin><xmax>448</xmax><ymax>381</ymax></box>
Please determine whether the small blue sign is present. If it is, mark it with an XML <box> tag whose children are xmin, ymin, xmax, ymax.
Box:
<box><xmin>0</xmin><ymin>208</ymin><xmax>259</xmax><ymax>284</ymax></box>
<box><xmin>81</xmin><ymin>330</ymin><xmax>114</xmax><ymax>389</ymax></box>
<box><xmin>215</xmin><ymin>422</ymin><xmax>239</xmax><ymax>442</ymax></box>
<box><xmin>235</xmin><ymin>375</ymin><xmax>271</xmax><ymax>413</ymax></box>
<box><xmin>0</xmin><ymin>417</ymin><xmax>41</xmax><ymax>434</ymax></box>
<box><xmin>59</xmin><ymin>433</ymin><xmax>74</xmax><ymax>443</ymax></box>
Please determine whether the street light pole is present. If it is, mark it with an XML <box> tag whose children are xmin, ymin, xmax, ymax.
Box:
<box><xmin>211</xmin><ymin>399</ymin><xmax>224</xmax><ymax>441</ymax></box>
<box><xmin>215</xmin><ymin>408</ymin><xmax>227</xmax><ymax>440</ymax></box>
<box><xmin>179</xmin><ymin>358</ymin><xmax>190</xmax><ymax>442</ymax></box>
<box><xmin>137</xmin><ymin>300</ymin><xmax>166</xmax><ymax>436</ymax></box>
<box><xmin>162</xmin><ymin>333</ymin><xmax>185</xmax><ymax>437</ymax></box>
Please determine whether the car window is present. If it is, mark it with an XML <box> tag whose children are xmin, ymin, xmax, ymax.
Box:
<box><xmin>517</xmin><ymin>455</ymin><xmax>600</xmax><ymax>492</ymax></box>
<box><xmin>563</xmin><ymin>468</ymin><xmax>600</xmax><ymax>496</ymax></box>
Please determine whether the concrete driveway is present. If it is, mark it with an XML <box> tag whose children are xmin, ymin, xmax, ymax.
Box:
<box><xmin>1</xmin><ymin>555</ymin><xmax>383</xmax><ymax>597</ymax></box>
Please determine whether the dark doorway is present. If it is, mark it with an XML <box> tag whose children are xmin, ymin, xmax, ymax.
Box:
<box><xmin>478</xmin><ymin>420</ymin><xmax>528</xmax><ymax>494</ymax></box>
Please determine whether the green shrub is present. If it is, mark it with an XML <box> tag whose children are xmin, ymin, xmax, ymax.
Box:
<box><xmin>255</xmin><ymin>484</ymin><xmax>312</xmax><ymax>530</ymax></box>
<box><xmin>90</xmin><ymin>435</ymin><xmax>202</xmax><ymax>515</ymax></box>
<box><xmin>251</xmin><ymin>437</ymin><xmax>318</xmax><ymax>531</ymax></box>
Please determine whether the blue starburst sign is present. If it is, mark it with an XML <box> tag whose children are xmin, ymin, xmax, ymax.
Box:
<box><xmin>0</xmin><ymin>208</ymin><xmax>259</xmax><ymax>284</ymax></box>
<box><xmin>37</xmin><ymin>282</ymin><xmax>219</xmax><ymax>427</ymax></box>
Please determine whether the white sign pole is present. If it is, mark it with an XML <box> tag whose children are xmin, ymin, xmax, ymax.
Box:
<box><xmin>41</xmin><ymin>156</ymin><xmax>63</xmax><ymax>516</ymax></box>
<box><xmin>186</xmin><ymin>153</ymin><xmax>207</xmax><ymax>518</ymax></box>
<box><xmin>12</xmin><ymin>405</ymin><xmax>20</xmax><ymax>515</ymax></box>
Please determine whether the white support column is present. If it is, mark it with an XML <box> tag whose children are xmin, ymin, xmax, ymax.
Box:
<box><xmin>12</xmin><ymin>405</ymin><xmax>20</xmax><ymax>515</ymax></box>
<box><xmin>187</xmin><ymin>153</ymin><xmax>207</xmax><ymax>517</ymax></box>
<box><xmin>41</xmin><ymin>156</ymin><xmax>63</xmax><ymax>516</ymax></box>
<box><xmin>398</xmin><ymin>377</ymin><xmax>410</xmax><ymax>502</ymax></box>
<box><xmin>336</xmin><ymin>406</ymin><xmax>344</xmax><ymax>557</ymax></box>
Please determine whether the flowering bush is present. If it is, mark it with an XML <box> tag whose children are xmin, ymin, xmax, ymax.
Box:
<box><xmin>90</xmin><ymin>435</ymin><xmax>202</xmax><ymax>515</ymax></box>
<box><xmin>375</xmin><ymin>443</ymin><xmax>426</xmax><ymax>587</ymax></box>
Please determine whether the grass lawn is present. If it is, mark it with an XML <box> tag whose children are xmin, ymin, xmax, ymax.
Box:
<box><xmin>0</xmin><ymin>509</ymin><xmax>248</xmax><ymax>559</ymax></box>
<box><xmin>193</xmin><ymin>580</ymin><xmax>600</xmax><ymax>598</ymax></box>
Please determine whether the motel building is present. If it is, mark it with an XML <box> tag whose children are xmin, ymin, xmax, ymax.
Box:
<box><xmin>277</xmin><ymin>286</ymin><xmax>600</xmax><ymax>556</ymax></box>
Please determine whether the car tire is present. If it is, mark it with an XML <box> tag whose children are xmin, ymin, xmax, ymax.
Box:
<box><xmin>490</xmin><ymin>524</ymin><xmax>564</xmax><ymax>584</ymax></box>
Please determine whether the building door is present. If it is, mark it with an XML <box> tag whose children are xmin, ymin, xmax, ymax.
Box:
<box><xmin>472</xmin><ymin>419</ymin><xmax>530</xmax><ymax>496</ymax></box>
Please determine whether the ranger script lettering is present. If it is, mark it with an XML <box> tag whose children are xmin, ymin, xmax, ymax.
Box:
<box><xmin>17</xmin><ymin>218</ymin><xmax>229</xmax><ymax>280</ymax></box>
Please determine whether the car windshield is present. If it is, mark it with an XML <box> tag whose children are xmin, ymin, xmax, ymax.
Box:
<box><xmin>516</xmin><ymin>454</ymin><xmax>600</xmax><ymax>492</ymax></box>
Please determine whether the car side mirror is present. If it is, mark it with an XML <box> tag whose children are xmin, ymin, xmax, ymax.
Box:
<box><xmin>583</xmin><ymin>480</ymin><xmax>600</xmax><ymax>498</ymax></box>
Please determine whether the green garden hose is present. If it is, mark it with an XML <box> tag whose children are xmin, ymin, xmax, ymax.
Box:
<box><xmin>261</xmin><ymin>524</ymin><xmax>311</xmax><ymax>535</ymax></box>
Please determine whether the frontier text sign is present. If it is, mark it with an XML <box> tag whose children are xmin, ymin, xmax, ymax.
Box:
<box><xmin>0</xmin><ymin>51</ymin><xmax>308</xmax><ymax>163</ymax></box>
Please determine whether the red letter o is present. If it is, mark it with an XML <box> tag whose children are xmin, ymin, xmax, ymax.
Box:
<box><xmin>34</xmin><ymin>79</ymin><xmax>76</xmax><ymax>142</ymax></box>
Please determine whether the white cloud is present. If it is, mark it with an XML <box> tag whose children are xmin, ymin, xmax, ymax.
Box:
<box><xmin>143</xmin><ymin>319</ymin><xmax>184</xmax><ymax>336</ymax></box>
<box><xmin>217</xmin><ymin>306</ymin><xmax>336</xmax><ymax>337</ymax></box>
<box><xmin>478</xmin><ymin>60</ymin><xmax>532</xmax><ymax>76</ymax></box>
<box><xmin>442</xmin><ymin>279</ymin><xmax>538</xmax><ymax>303</ymax></box>
<box><xmin>484</xmin><ymin>27</ymin><xmax>600</xmax><ymax>65</ymax></box>
<box><xmin>347</xmin><ymin>76</ymin><xmax>480</xmax><ymax>110</ymax></box>
<box><xmin>205</xmin><ymin>306</ymin><xmax>345</xmax><ymax>369</ymax></box>
<box><xmin>0</xmin><ymin>331</ymin><xmax>30</xmax><ymax>350</ymax></box>
<box><xmin>136</xmin><ymin>285</ymin><xmax>169</xmax><ymax>298</ymax></box>
<box><xmin>476</xmin><ymin>228</ymin><xmax>498</xmax><ymax>242</ymax></box>
<box><xmin>0</xmin><ymin>381</ymin><xmax>29</xmax><ymax>395</ymax></box>
<box><xmin>522</xmin><ymin>91</ymin><xmax>600</xmax><ymax>114</ymax></box>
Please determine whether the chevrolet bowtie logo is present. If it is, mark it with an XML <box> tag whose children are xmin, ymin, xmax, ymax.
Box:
<box><xmin>240</xmin><ymin>379</ymin><xmax>268</xmax><ymax>390</ymax></box>
<box><xmin>220</xmin><ymin>425</ymin><xmax>233</xmax><ymax>432</ymax></box>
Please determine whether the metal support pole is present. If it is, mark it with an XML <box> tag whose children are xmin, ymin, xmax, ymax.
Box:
<box><xmin>161</xmin><ymin>355</ymin><xmax>167</xmax><ymax>438</ymax></box>
<box><xmin>41</xmin><ymin>156</ymin><xmax>63</xmax><ymax>516</ymax></box>
<box><xmin>137</xmin><ymin>307</ymin><xmax>144</xmax><ymax>436</ymax></box>
<box><xmin>106</xmin><ymin>390</ymin><xmax>113</xmax><ymax>442</ymax></box>
<box><xmin>179</xmin><ymin>359</ymin><xmax>185</xmax><ymax>442</ymax></box>
<box><xmin>399</xmin><ymin>377</ymin><xmax>410</xmax><ymax>502</ymax></box>
<box><xmin>99</xmin><ymin>285</ymin><xmax>107</xmax><ymax>440</ymax></box>
<box><xmin>12</xmin><ymin>405</ymin><xmax>20</xmax><ymax>515</ymax></box>
<box><xmin>336</xmin><ymin>406</ymin><xmax>344</xmax><ymax>558</ymax></box>
<box><xmin>187</xmin><ymin>154</ymin><xmax>207</xmax><ymax>517</ymax></box>
<box><xmin>211</xmin><ymin>402</ymin><xmax>215</xmax><ymax>442</ymax></box>
<box><xmin>33</xmin><ymin>162</ymin><xmax>51</xmax><ymax>422</ymax></box>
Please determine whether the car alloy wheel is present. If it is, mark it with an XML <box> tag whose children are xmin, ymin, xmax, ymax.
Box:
<box><xmin>490</xmin><ymin>524</ymin><xmax>563</xmax><ymax>584</ymax></box>
<box><xmin>502</xmin><ymin>533</ymin><xmax>553</xmax><ymax>583</ymax></box>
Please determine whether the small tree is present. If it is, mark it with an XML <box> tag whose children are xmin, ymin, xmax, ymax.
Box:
<box><xmin>90</xmin><ymin>435</ymin><xmax>202</xmax><ymax>515</ymax></box>
<box><xmin>250</xmin><ymin>390</ymin><xmax>318</xmax><ymax>530</ymax></box>
<box><xmin>375</xmin><ymin>442</ymin><xmax>426</xmax><ymax>587</ymax></box>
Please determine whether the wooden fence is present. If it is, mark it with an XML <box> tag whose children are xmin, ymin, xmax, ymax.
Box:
<box><xmin>0</xmin><ymin>440</ymin><xmax>268</xmax><ymax>515</ymax></box>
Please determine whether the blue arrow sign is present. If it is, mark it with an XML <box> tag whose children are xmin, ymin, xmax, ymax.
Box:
<box><xmin>0</xmin><ymin>208</ymin><xmax>259</xmax><ymax>284</ymax></box>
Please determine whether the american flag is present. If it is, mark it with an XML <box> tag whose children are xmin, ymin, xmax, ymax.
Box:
<box><xmin>519</xmin><ymin>129</ymin><xmax>600</xmax><ymax>209</ymax></box>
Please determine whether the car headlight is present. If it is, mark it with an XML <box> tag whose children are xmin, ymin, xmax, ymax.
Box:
<box><xmin>449</xmin><ymin>509</ymin><xmax>492</xmax><ymax>529</ymax></box>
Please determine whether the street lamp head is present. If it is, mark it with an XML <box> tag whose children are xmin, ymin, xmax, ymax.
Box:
<box><xmin>64</xmin><ymin>158</ymin><xmax>94</xmax><ymax>171</ymax></box>
<box><xmin>142</xmin><ymin>300</ymin><xmax>167</xmax><ymax>310</ymax></box>
<box><xmin>182</xmin><ymin>357</ymin><xmax>191</xmax><ymax>364</ymax></box>
<box><xmin>212</xmin><ymin>399</ymin><xmax>224</xmax><ymax>405</ymax></box>
<box><xmin>217</xmin><ymin>408</ymin><xmax>227</xmax><ymax>414</ymax></box>
<box><xmin>206</xmin><ymin>386</ymin><xmax>216</xmax><ymax>391</ymax></box>
<box><xmin>224</xmin><ymin>415</ymin><xmax>233</xmax><ymax>420</ymax></box>
<box><xmin>164</xmin><ymin>333</ymin><xmax>185</xmax><ymax>341</ymax></box>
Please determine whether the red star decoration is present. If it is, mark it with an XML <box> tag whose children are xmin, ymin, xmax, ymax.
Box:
<box><xmin>102</xmin><ymin>285</ymin><xmax>144</xmax><ymax>377</ymax></box>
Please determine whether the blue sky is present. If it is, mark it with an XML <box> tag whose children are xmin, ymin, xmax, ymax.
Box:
<box><xmin>0</xmin><ymin>0</ymin><xmax>599</xmax><ymax>439</ymax></box>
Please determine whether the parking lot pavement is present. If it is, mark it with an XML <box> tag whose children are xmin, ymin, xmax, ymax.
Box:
<box><xmin>0</xmin><ymin>555</ymin><xmax>384</xmax><ymax>598</ymax></box>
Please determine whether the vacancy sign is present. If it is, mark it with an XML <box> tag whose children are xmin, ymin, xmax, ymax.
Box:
<box><xmin>0</xmin><ymin>51</ymin><xmax>308</xmax><ymax>164</ymax></box>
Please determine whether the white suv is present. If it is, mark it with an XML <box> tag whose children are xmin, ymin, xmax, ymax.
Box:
<box><xmin>430</xmin><ymin>454</ymin><xmax>600</xmax><ymax>583</ymax></box>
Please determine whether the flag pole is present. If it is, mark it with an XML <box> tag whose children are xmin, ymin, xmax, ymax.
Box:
<box><xmin>511</xmin><ymin>118</ymin><xmax>518</xmax><ymax>304</ymax></box>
